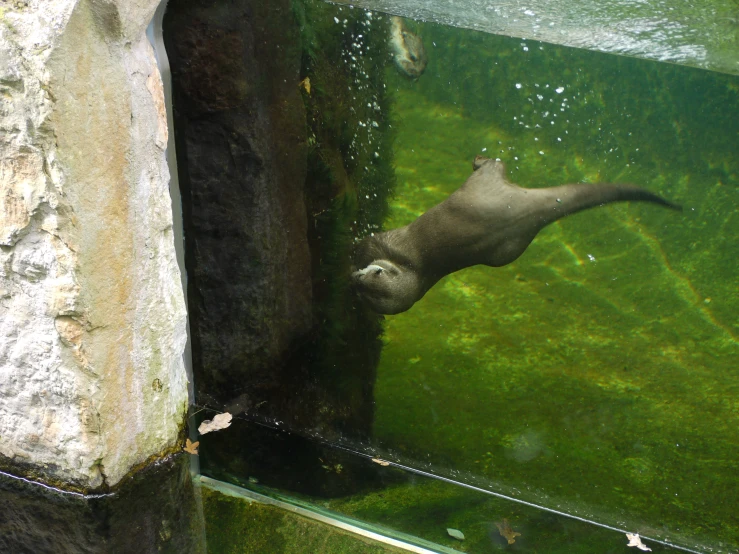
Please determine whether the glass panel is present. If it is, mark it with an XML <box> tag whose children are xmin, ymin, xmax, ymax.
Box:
<box><xmin>331</xmin><ymin>0</ymin><xmax>739</xmax><ymax>76</ymax></box>
<box><xmin>164</xmin><ymin>1</ymin><xmax>738</xmax><ymax>552</ymax></box>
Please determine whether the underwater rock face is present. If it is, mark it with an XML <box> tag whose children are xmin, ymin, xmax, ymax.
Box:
<box><xmin>164</xmin><ymin>1</ymin><xmax>313</xmax><ymax>403</ymax></box>
<box><xmin>0</xmin><ymin>1</ymin><xmax>188</xmax><ymax>489</ymax></box>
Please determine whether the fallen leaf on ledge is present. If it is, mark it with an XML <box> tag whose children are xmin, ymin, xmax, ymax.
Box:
<box><xmin>183</xmin><ymin>438</ymin><xmax>199</xmax><ymax>455</ymax></box>
<box><xmin>371</xmin><ymin>458</ymin><xmax>390</xmax><ymax>466</ymax></box>
<box><xmin>626</xmin><ymin>533</ymin><xmax>652</xmax><ymax>551</ymax></box>
<box><xmin>299</xmin><ymin>77</ymin><xmax>311</xmax><ymax>95</ymax></box>
<box><xmin>198</xmin><ymin>412</ymin><xmax>233</xmax><ymax>435</ymax></box>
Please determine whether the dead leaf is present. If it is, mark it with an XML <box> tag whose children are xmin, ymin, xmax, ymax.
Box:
<box><xmin>626</xmin><ymin>533</ymin><xmax>652</xmax><ymax>552</ymax></box>
<box><xmin>183</xmin><ymin>438</ymin><xmax>199</xmax><ymax>455</ymax></box>
<box><xmin>299</xmin><ymin>77</ymin><xmax>311</xmax><ymax>95</ymax></box>
<box><xmin>371</xmin><ymin>458</ymin><xmax>390</xmax><ymax>466</ymax></box>
<box><xmin>496</xmin><ymin>519</ymin><xmax>521</xmax><ymax>545</ymax></box>
<box><xmin>198</xmin><ymin>412</ymin><xmax>233</xmax><ymax>435</ymax></box>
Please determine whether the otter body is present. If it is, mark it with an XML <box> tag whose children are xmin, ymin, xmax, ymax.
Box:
<box><xmin>353</xmin><ymin>157</ymin><xmax>680</xmax><ymax>314</ymax></box>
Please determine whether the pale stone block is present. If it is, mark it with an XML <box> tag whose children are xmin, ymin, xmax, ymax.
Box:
<box><xmin>0</xmin><ymin>0</ymin><xmax>188</xmax><ymax>489</ymax></box>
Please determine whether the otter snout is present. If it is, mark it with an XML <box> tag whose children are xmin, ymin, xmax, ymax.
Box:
<box><xmin>352</xmin><ymin>259</ymin><xmax>421</xmax><ymax>315</ymax></box>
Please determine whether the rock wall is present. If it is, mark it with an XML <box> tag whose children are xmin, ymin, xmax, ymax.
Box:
<box><xmin>164</xmin><ymin>0</ymin><xmax>394</xmax><ymax>496</ymax></box>
<box><xmin>163</xmin><ymin>1</ymin><xmax>314</xmax><ymax>406</ymax></box>
<box><xmin>0</xmin><ymin>0</ymin><xmax>188</xmax><ymax>490</ymax></box>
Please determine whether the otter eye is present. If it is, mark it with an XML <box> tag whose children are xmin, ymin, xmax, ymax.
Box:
<box><xmin>409</xmin><ymin>54</ymin><xmax>417</xmax><ymax>62</ymax></box>
<box><xmin>374</xmin><ymin>267</ymin><xmax>384</xmax><ymax>275</ymax></box>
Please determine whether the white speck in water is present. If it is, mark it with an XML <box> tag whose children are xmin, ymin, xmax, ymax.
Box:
<box><xmin>515</xmin><ymin>83</ymin><xmax>522</xmax><ymax>89</ymax></box>
<box><xmin>482</xmin><ymin>147</ymin><xmax>487</xmax><ymax>152</ymax></box>
<box><xmin>334</xmin><ymin>17</ymin><xmax>340</xmax><ymax>23</ymax></box>
<box><xmin>588</xmin><ymin>254</ymin><xmax>596</xmax><ymax>262</ymax></box>
<box><xmin>556</xmin><ymin>86</ymin><xmax>565</xmax><ymax>93</ymax></box>
<box><xmin>539</xmin><ymin>151</ymin><xmax>544</xmax><ymax>155</ymax></box>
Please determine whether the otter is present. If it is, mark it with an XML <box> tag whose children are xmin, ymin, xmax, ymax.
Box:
<box><xmin>389</xmin><ymin>16</ymin><xmax>428</xmax><ymax>79</ymax></box>
<box><xmin>353</xmin><ymin>156</ymin><xmax>681</xmax><ymax>314</ymax></box>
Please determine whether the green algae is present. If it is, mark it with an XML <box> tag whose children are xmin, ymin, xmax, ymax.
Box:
<box><xmin>327</xmin><ymin>477</ymin><xmax>683</xmax><ymax>553</ymax></box>
<box><xmin>191</xmin><ymin>6</ymin><xmax>738</xmax><ymax>553</ymax></box>
<box><xmin>365</xmin><ymin>19</ymin><xmax>739</xmax><ymax>551</ymax></box>
<box><xmin>201</xmin><ymin>485</ymin><xmax>403</xmax><ymax>553</ymax></box>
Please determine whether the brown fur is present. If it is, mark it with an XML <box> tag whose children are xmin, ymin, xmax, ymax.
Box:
<box><xmin>353</xmin><ymin>157</ymin><xmax>680</xmax><ymax>314</ymax></box>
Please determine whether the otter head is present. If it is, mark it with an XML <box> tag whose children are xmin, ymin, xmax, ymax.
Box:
<box><xmin>351</xmin><ymin>259</ymin><xmax>422</xmax><ymax>315</ymax></box>
<box><xmin>397</xmin><ymin>32</ymin><xmax>428</xmax><ymax>78</ymax></box>
<box><xmin>389</xmin><ymin>17</ymin><xmax>428</xmax><ymax>79</ymax></box>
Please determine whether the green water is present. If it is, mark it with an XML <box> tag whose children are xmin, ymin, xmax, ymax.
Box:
<box><xmin>194</xmin><ymin>4</ymin><xmax>739</xmax><ymax>552</ymax></box>
<box><xmin>362</xmin><ymin>15</ymin><xmax>738</xmax><ymax>553</ymax></box>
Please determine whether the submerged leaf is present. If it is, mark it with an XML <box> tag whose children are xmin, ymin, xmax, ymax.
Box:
<box><xmin>183</xmin><ymin>438</ymin><xmax>199</xmax><ymax>455</ymax></box>
<box><xmin>496</xmin><ymin>519</ymin><xmax>521</xmax><ymax>545</ymax></box>
<box><xmin>447</xmin><ymin>528</ymin><xmax>465</xmax><ymax>541</ymax></box>
<box><xmin>299</xmin><ymin>77</ymin><xmax>311</xmax><ymax>95</ymax></box>
<box><xmin>198</xmin><ymin>412</ymin><xmax>233</xmax><ymax>435</ymax></box>
<box><xmin>626</xmin><ymin>533</ymin><xmax>652</xmax><ymax>551</ymax></box>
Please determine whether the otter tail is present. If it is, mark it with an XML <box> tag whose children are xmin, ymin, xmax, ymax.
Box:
<box><xmin>533</xmin><ymin>182</ymin><xmax>681</xmax><ymax>226</ymax></box>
